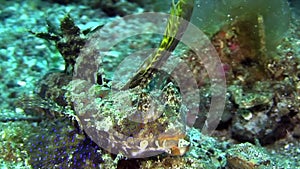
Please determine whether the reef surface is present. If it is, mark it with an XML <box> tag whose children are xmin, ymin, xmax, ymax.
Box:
<box><xmin>0</xmin><ymin>0</ymin><xmax>299</xmax><ymax>168</ymax></box>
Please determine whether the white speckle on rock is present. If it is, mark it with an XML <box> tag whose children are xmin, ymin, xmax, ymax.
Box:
<box><xmin>17</xmin><ymin>80</ymin><xmax>26</xmax><ymax>86</ymax></box>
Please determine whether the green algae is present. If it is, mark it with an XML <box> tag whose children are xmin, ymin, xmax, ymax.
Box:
<box><xmin>191</xmin><ymin>0</ymin><xmax>290</xmax><ymax>52</ymax></box>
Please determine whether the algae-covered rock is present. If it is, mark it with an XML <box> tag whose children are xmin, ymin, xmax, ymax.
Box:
<box><xmin>226</xmin><ymin>142</ymin><xmax>297</xmax><ymax>169</ymax></box>
<box><xmin>226</xmin><ymin>142</ymin><xmax>273</xmax><ymax>169</ymax></box>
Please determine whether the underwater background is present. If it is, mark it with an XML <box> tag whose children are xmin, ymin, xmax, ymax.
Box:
<box><xmin>0</xmin><ymin>0</ymin><xmax>300</xmax><ymax>168</ymax></box>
